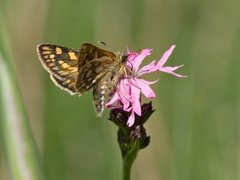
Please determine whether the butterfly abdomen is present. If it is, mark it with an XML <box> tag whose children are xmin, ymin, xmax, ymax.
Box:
<box><xmin>93</xmin><ymin>77</ymin><xmax>110</xmax><ymax>116</ymax></box>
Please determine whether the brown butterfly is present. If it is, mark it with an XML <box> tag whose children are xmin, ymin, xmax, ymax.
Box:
<box><xmin>37</xmin><ymin>43</ymin><xmax>129</xmax><ymax>116</ymax></box>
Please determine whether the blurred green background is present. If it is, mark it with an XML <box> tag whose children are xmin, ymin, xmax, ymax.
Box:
<box><xmin>0</xmin><ymin>0</ymin><xmax>239</xmax><ymax>179</ymax></box>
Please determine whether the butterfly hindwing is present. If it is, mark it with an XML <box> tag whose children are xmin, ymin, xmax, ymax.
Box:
<box><xmin>92</xmin><ymin>72</ymin><xmax>113</xmax><ymax>116</ymax></box>
<box><xmin>76</xmin><ymin>57</ymin><xmax>117</xmax><ymax>94</ymax></box>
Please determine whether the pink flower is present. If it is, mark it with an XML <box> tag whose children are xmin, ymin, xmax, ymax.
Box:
<box><xmin>106</xmin><ymin>45</ymin><xmax>187</xmax><ymax>126</ymax></box>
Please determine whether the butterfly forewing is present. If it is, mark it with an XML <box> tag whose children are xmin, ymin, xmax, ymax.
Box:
<box><xmin>78</xmin><ymin>43</ymin><xmax>117</xmax><ymax>68</ymax></box>
<box><xmin>37</xmin><ymin>44</ymin><xmax>80</xmax><ymax>94</ymax></box>
<box><xmin>37</xmin><ymin>44</ymin><xmax>79</xmax><ymax>78</ymax></box>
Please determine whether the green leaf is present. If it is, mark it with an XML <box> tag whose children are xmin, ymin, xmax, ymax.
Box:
<box><xmin>0</xmin><ymin>14</ymin><xmax>44</xmax><ymax>180</ymax></box>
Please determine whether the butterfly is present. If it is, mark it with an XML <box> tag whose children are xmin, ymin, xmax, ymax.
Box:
<box><xmin>37</xmin><ymin>43</ymin><xmax>129</xmax><ymax>116</ymax></box>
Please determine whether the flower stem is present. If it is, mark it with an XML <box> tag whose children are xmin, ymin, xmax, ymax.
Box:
<box><xmin>122</xmin><ymin>141</ymin><xmax>139</xmax><ymax>180</ymax></box>
<box><xmin>109</xmin><ymin>107</ymin><xmax>152</xmax><ymax>180</ymax></box>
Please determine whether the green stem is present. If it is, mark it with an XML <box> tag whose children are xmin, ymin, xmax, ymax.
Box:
<box><xmin>122</xmin><ymin>141</ymin><xmax>139</xmax><ymax>180</ymax></box>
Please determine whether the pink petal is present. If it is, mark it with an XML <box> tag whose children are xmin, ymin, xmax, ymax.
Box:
<box><xmin>106</xmin><ymin>79</ymin><xmax>132</xmax><ymax>109</ymax></box>
<box><xmin>126</xmin><ymin>54</ymin><xmax>138</xmax><ymax>69</ymax></box>
<box><xmin>122</xmin><ymin>97</ymin><xmax>130</xmax><ymax>111</ymax></box>
<box><xmin>159</xmin><ymin>65</ymin><xmax>187</xmax><ymax>78</ymax></box>
<box><xmin>157</xmin><ymin>45</ymin><xmax>176</xmax><ymax>68</ymax></box>
<box><xmin>128</xmin><ymin>49</ymin><xmax>152</xmax><ymax>72</ymax></box>
<box><xmin>118</xmin><ymin>79</ymin><xmax>131</xmax><ymax>110</ymax></box>
<box><xmin>137</xmin><ymin>60</ymin><xmax>159</xmax><ymax>76</ymax></box>
<box><xmin>130</xmin><ymin>78</ymin><xmax>156</xmax><ymax>99</ymax></box>
<box><xmin>106</xmin><ymin>91</ymin><xmax>119</xmax><ymax>107</ymax></box>
<box><xmin>129</xmin><ymin>84</ymin><xmax>141</xmax><ymax>116</ymax></box>
<box><xmin>145</xmin><ymin>79</ymin><xmax>159</xmax><ymax>85</ymax></box>
<box><xmin>127</xmin><ymin>111</ymin><xmax>135</xmax><ymax>127</ymax></box>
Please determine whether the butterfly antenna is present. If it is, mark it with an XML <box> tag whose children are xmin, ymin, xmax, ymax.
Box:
<box><xmin>97</xmin><ymin>41</ymin><xmax>115</xmax><ymax>51</ymax></box>
<box><xmin>97</xmin><ymin>41</ymin><xmax>107</xmax><ymax>46</ymax></box>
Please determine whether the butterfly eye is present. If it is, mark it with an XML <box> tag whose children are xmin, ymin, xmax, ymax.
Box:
<box><xmin>121</xmin><ymin>54</ymin><xmax>129</xmax><ymax>63</ymax></box>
